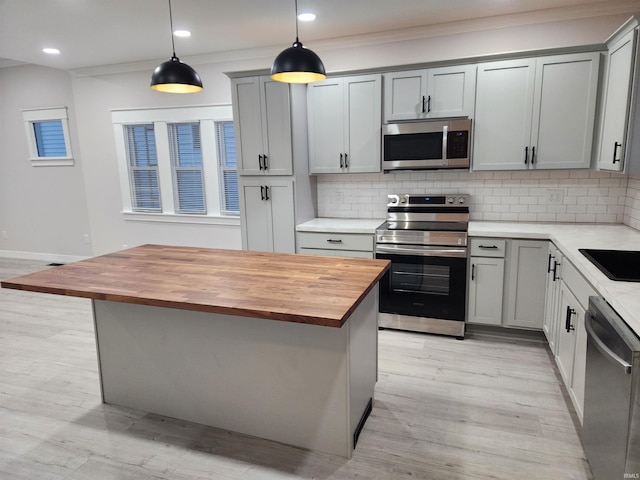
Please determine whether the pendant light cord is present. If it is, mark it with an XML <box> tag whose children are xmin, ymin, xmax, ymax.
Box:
<box><xmin>168</xmin><ymin>0</ymin><xmax>177</xmax><ymax>57</ymax></box>
<box><xmin>294</xmin><ymin>0</ymin><xmax>299</xmax><ymax>43</ymax></box>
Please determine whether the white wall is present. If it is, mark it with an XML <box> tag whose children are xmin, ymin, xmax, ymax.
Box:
<box><xmin>0</xmin><ymin>64</ymin><xmax>92</xmax><ymax>261</ymax></box>
<box><xmin>1</xmin><ymin>11</ymin><xmax>639</xmax><ymax>258</ymax></box>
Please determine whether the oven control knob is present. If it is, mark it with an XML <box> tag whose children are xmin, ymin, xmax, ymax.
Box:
<box><xmin>446</xmin><ymin>196</ymin><xmax>454</xmax><ymax>204</ymax></box>
<box><xmin>458</xmin><ymin>197</ymin><xmax>466</xmax><ymax>204</ymax></box>
<box><xmin>400</xmin><ymin>197</ymin><xmax>407</xmax><ymax>204</ymax></box>
<box><xmin>390</xmin><ymin>197</ymin><xmax>398</xmax><ymax>204</ymax></box>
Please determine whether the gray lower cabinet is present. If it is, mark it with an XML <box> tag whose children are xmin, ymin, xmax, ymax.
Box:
<box><xmin>543</xmin><ymin>243</ymin><xmax>563</xmax><ymax>355</ymax></box>
<box><xmin>467</xmin><ymin>238</ymin><xmax>506</xmax><ymax>326</ymax></box>
<box><xmin>504</xmin><ymin>239</ymin><xmax>548</xmax><ymax>329</ymax></box>
<box><xmin>296</xmin><ymin>231</ymin><xmax>375</xmax><ymax>258</ymax></box>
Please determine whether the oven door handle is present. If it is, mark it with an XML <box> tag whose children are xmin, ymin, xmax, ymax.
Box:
<box><xmin>376</xmin><ymin>244</ymin><xmax>467</xmax><ymax>258</ymax></box>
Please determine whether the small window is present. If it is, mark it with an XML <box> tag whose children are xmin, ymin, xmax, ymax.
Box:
<box><xmin>125</xmin><ymin>124</ymin><xmax>161</xmax><ymax>212</ymax></box>
<box><xmin>217</xmin><ymin>121</ymin><xmax>239</xmax><ymax>215</ymax></box>
<box><xmin>23</xmin><ymin>107</ymin><xmax>74</xmax><ymax>166</ymax></box>
<box><xmin>169</xmin><ymin>122</ymin><xmax>206</xmax><ymax>214</ymax></box>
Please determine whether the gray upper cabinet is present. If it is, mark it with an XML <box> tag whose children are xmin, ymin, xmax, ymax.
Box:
<box><xmin>597</xmin><ymin>28</ymin><xmax>637</xmax><ymax>172</ymax></box>
<box><xmin>307</xmin><ymin>74</ymin><xmax>382</xmax><ymax>174</ymax></box>
<box><xmin>473</xmin><ymin>52</ymin><xmax>599</xmax><ymax>171</ymax></box>
<box><xmin>383</xmin><ymin>65</ymin><xmax>476</xmax><ymax>122</ymax></box>
<box><xmin>231</xmin><ymin>76</ymin><xmax>293</xmax><ymax>176</ymax></box>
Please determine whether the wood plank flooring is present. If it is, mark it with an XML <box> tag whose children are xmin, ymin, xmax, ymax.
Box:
<box><xmin>0</xmin><ymin>257</ymin><xmax>593</xmax><ymax>479</ymax></box>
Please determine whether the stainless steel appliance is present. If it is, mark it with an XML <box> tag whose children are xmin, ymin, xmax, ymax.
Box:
<box><xmin>583</xmin><ymin>296</ymin><xmax>640</xmax><ymax>480</ymax></box>
<box><xmin>382</xmin><ymin>118</ymin><xmax>471</xmax><ymax>172</ymax></box>
<box><xmin>375</xmin><ymin>194</ymin><xmax>469</xmax><ymax>338</ymax></box>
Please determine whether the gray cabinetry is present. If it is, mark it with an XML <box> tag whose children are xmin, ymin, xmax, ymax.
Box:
<box><xmin>307</xmin><ymin>74</ymin><xmax>382</xmax><ymax>174</ymax></box>
<box><xmin>383</xmin><ymin>65</ymin><xmax>476</xmax><ymax>122</ymax></box>
<box><xmin>467</xmin><ymin>238</ymin><xmax>505</xmax><ymax>326</ymax></box>
<box><xmin>297</xmin><ymin>231</ymin><xmax>374</xmax><ymax>259</ymax></box>
<box><xmin>474</xmin><ymin>52</ymin><xmax>599</xmax><ymax>171</ymax></box>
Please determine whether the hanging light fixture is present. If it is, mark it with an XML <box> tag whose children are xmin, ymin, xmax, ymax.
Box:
<box><xmin>150</xmin><ymin>0</ymin><xmax>203</xmax><ymax>93</ymax></box>
<box><xmin>270</xmin><ymin>0</ymin><xmax>326</xmax><ymax>84</ymax></box>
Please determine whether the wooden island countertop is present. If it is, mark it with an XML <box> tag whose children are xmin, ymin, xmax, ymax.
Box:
<box><xmin>1</xmin><ymin>244</ymin><xmax>390</xmax><ymax>328</ymax></box>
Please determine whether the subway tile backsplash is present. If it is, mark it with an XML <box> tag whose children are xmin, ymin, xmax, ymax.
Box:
<box><xmin>317</xmin><ymin>169</ymin><xmax>634</xmax><ymax>225</ymax></box>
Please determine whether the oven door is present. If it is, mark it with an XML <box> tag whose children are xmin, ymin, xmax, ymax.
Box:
<box><xmin>375</xmin><ymin>244</ymin><xmax>467</xmax><ymax>322</ymax></box>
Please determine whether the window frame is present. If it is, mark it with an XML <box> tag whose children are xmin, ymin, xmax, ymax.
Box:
<box><xmin>112</xmin><ymin>105</ymin><xmax>239</xmax><ymax>226</ymax></box>
<box><xmin>22</xmin><ymin>107</ymin><xmax>74</xmax><ymax>166</ymax></box>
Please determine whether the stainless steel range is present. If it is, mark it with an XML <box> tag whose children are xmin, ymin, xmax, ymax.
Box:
<box><xmin>375</xmin><ymin>194</ymin><xmax>469</xmax><ymax>339</ymax></box>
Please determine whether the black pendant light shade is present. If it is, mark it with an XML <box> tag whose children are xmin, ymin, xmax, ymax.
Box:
<box><xmin>150</xmin><ymin>0</ymin><xmax>203</xmax><ymax>93</ymax></box>
<box><xmin>271</xmin><ymin>0</ymin><xmax>326</xmax><ymax>84</ymax></box>
<box><xmin>151</xmin><ymin>56</ymin><xmax>203</xmax><ymax>93</ymax></box>
<box><xmin>271</xmin><ymin>40</ymin><xmax>326</xmax><ymax>84</ymax></box>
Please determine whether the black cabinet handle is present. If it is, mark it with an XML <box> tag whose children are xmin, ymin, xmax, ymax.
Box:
<box><xmin>326</xmin><ymin>239</ymin><xmax>343</xmax><ymax>244</ymax></box>
<box><xmin>263</xmin><ymin>154</ymin><xmax>268</xmax><ymax>170</ymax></box>
<box><xmin>524</xmin><ymin>146</ymin><xmax>529</xmax><ymax>165</ymax></box>
<box><xmin>471</xmin><ymin>263</ymin><xmax>476</xmax><ymax>281</ymax></box>
<box><xmin>258</xmin><ymin>154</ymin><xmax>264</xmax><ymax>170</ymax></box>
<box><xmin>427</xmin><ymin>95</ymin><xmax>431</xmax><ymax>113</ymax></box>
<box><xmin>547</xmin><ymin>253</ymin><xmax>555</xmax><ymax>273</ymax></box>
<box><xmin>552</xmin><ymin>260</ymin><xmax>559</xmax><ymax>281</ymax></box>
<box><xmin>565</xmin><ymin>306</ymin><xmax>576</xmax><ymax>333</ymax></box>
<box><xmin>264</xmin><ymin>185</ymin><xmax>270</xmax><ymax>201</ymax></box>
<box><xmin>422</xmin><ymin>95</ymin><xmax>426</xmax><ymax>113</ymax></box>
<box><xmin>344</xmin><ymin>153</ymin><xmax>349</xmax><ymax>168</ymax></box>
<box><xmin>260</xmin><ymin>185</ymin><xmax>265</xmax><ymax>200</ymax></box>
<box><xmin>340</xmin><ymin>153</ymin><xmax>344</xmax><ymax>168</ymax></box>
<box><xmin>531</xmin><ymin>146</ymin><xmax>536</xmax><ymax>165</ymax></box>
<box><xmin>478</xmin><ymin>245</ymin><xmax>498</xmax><ymax>249</ymax></box>
<box><xmin>613</xmin><ymin>142</ymin><xmax>622</xmax><ymax>164</ymax></box>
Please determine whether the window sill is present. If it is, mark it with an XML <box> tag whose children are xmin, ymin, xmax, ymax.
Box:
<box><xmin>30</xmin><ymin>158</ymin><xmax>74</xmax><ymax>167</ymax></box>
<box><xmin>123</xmin><ymin>212</ymin><xmax>240</xmax><ymax>226</ymax></box>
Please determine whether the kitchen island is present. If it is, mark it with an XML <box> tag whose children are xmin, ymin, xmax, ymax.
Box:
<box><xmin>1</xmin><ymin>244</ymin><xmax>390</xmax><ymax>458</ymax></box>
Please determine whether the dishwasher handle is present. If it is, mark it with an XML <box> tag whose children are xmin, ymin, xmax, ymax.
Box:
<box><xmin>585</xmin><ymin>312</ymin><xmax>633</xmax><ymax>374</ymax></box>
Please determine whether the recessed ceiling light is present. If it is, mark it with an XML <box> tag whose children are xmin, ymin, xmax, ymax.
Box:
<box><xmin>173</xmin><ymin>30</ymin><xmax>191</xmax><ymax>38</ymax></box>
<box><xmin>298</xmin><ymin>13</ymin><xmax>316</xmax><ymax>22</ymax></box>
<box><xmin>42</xmin><ymin>48</ymin><xmax>60</xmax><ymax>55</ymax></box>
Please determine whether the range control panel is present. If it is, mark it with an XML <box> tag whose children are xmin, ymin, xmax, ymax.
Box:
<box><xmin>387</xmin><ymin>194</ymin><xmax>470</xmax><ymax>207</ymax></box>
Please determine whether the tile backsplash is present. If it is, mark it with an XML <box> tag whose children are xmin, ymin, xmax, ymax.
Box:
<box><xmin>317</xmin><ymin>169</ymin><xmax>631</xmax><ymax>224</ymax></box>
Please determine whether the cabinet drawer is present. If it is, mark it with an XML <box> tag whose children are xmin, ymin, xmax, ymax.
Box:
<box><xmin>562</xmin><ymin>259</ymin><xmax>596</xmax><ymax>309</ymax></box>
<box><xmin>297</xmin><ymin>232</ymin><xmax>374</xmax><ymax>252</ymax></box>
<box><xmin>298</xmin><ymin>247</ymin><xmax>373</xmax><ymax>259</ymax></box>
<box><xmin>470</xmin><ymin>238</ymin><xmax>506</xmax><ymax>257</ymax></box>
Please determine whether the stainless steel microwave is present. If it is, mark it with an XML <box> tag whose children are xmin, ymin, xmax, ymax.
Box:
<box><xmin>382</xmin><ymin>118</ymin><xmax>471</xmax><ymax>172</ymax></box>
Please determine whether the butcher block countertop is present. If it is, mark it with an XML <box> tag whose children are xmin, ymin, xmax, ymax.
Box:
<box><xmin>0</xmin><ymin>244</ymin><xmax>390</xmax><ymax>328</ymax></box>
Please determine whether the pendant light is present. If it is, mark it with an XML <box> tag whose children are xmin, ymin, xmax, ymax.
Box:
<box><xmin>270</xmin><ymin>0</ymin><xmax>326</xmax><ymax>84</ymax></box>
<box><xmin>150</xmin><ymin>0</ymin><xmax>203</xmax><ymax>93</ymax></box>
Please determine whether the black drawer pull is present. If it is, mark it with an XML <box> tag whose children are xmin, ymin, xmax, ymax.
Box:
<box><xmin>478</xmin><ymin>245</ymin><xmax>498</xmax><ymax>249</ymax></box>
<box><xmin>326</xmin><ymin>239</ymin><xmax>343</xmax><ymax>244</ymax></box>
<box><xmin>565</xmin><ymin>306</ymin><xmax>576</xmax><ymax>333</ymax></box>
<box><xmin>613</xmin><ymin>142</ymin><xmax>622</xmax><ymax>164</ymax></box>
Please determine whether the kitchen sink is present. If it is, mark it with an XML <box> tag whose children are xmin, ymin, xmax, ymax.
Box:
<box><xmin>579</xmin><ymin>249</ymin><xmax>640</xmax><ymax>282</ymax></box>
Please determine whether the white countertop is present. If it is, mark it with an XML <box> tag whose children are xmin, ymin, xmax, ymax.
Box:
<box><xmin>469</xmin><ymin>222</ymin><xmax>640</xmax><ymax>336</ymax></box>
<box><xmin>296</xmin><ymin>218</ymin><xmax>385</xmax><ymax>235</ymax></box>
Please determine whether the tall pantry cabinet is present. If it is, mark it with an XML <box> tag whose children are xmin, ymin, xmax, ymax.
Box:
<box><xmin>231</xmin><ymin>76</ymin><xmax>316</xmax><ymax>253</ymax></box>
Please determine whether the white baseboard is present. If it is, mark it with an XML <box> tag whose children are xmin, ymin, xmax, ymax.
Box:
<box><xmin>0</xmin><ymin>250</ymin><xmax>89</xmax><ymax>264</ymax></box>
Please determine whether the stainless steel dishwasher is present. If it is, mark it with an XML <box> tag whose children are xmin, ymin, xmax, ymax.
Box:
<box><xmin>583</xmin><ymin>296</ymin><xmax>640</xmax><ymax>480</ymax></box>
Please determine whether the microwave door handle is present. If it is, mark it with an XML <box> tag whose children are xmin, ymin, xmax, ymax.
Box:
<box><xmin>442</xmin><ymin>125</ymin><xmax>448</xmax><ymax>161</ymax></box>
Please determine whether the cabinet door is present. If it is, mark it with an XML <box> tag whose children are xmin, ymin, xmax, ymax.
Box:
<box><xmin>426</xmin><ymin>65</ymin><xmax>476</xmax><ymax>118</ymax></box>
<box><xmin>308</xmin><ymin>78</ymin><xmax>345</xmax><ymax>174</ymax></box>
<box><xmin>232</xmin><ymin>77</ymin><xmax>264</xmax><ymax>175</ymax></box>
<box><xmin>240</xmin><ymin>182</ymin><xmax>271</xmax><ymax>251</ymax></box>
<box><xmin>467</xmin><ymin>257</ymin><xmax>505</xmax><ymax>325</ymax></box>
<box><xmin>239</xmin><ymin>179</ymin><xmax>295</xmax><ymax>253</ymax></box>
<box><xmin>543</xmin><ymin>244</ymin><xmax>563</xmax><ymax>355</ymax></box>
<box><xmin>261</xmin><ymin>79</ymin><xmax>293</xmax><ymax>175</ymax></box>
<box><xmin>598</xmin><ymin>29</ymin><xmax>637</xmax><ymax>171</ymax></box>
<box><xmin>556</xmin><ymin>283</ymin><xmax>578</xmax><ymax>387</ymax></box>
<box><xmin>505</xmin><ymin>240</ymin><xmax>547</xmax><ymax>329</ymax></box>
<box><xmin>383</xmin><ymin>70</ymin><xmax>427</xmax><ymax>122</ymax></box>
<box><xmin>473</xmin><ymin>59</ymin><xmax>536</xmax><ymax>170</ymax></box>
<box><xmin>531</xmin><ymin>53</ymin><xmax>599</xmax><ymax>169</ymax></box>
<box><xmin>267</xmin><ymin>181</ymin><xmax>295</xmax><ymax>254</ymax></box>
<box><xmin>344</xmin><ymin>74</ymin><xmax>382</xmax><ymax>173</ymax></box>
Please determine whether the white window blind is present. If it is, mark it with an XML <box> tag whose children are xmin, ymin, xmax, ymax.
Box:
<box><xmin>125</xmin><ymin>124</ymin><xmax>161</xmax><ymax>212</ymax></box>
<box><xmin>216</xmin><ymin>121</ymin><xmax>239</xmax><ymax>214</ymax></box>
<box><xmin>168</xmin><ymin>122</ymin><xmax>206</xmax><ymax>214</ymax></box>
<box><xmin>22</xmin><ymin>106</ymin><xmax>74</xmax><ymax>166</ymax></box>
<box><xmin>33</xmin><ymin>120</ymin><xmax>67</xmax><ymax>157</ymax></box>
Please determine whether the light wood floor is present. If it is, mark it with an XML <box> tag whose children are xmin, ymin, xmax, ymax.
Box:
<box><xmin>0</xmin><ymin>257</ymin><xmax>593</xmax><ymax>479</ymax></box>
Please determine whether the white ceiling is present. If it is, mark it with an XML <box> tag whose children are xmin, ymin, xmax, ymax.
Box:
<box><xmin>0</xmin><ymin>0</ymin><xmax>638</xmax><ymax>71</ymax></box>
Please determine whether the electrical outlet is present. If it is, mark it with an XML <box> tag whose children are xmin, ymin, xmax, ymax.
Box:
<box><xmin>547</xmin><ymin>189</ymin><xmax>565</xmax><ymax>205</ymax></box>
